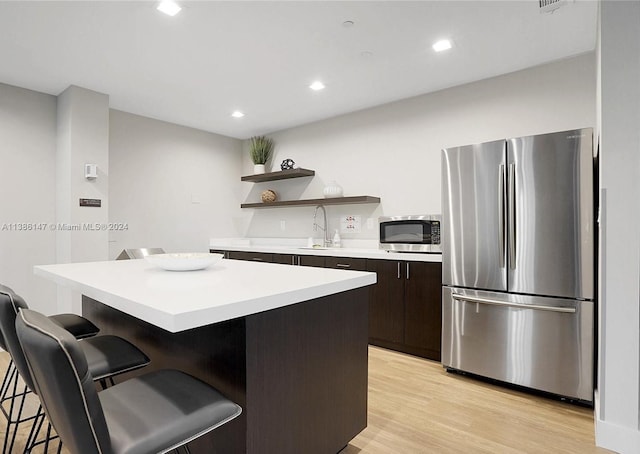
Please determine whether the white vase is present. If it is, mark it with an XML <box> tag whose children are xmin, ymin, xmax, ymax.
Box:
<box><xmin>323</xmin><ymin>181</ymin><xmax>343</xmax><ymax>198</ymax></box>
<box><xmin>254</xmin><ymin>164</ymin><xmax>266</xmax><ymax>174</ymax></box>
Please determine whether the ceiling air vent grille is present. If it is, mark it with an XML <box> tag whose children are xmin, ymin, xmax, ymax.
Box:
<box><xmin>539</xmin><ymin>0</ymin><xmax>567</xmax><ymax>13</ymax></box>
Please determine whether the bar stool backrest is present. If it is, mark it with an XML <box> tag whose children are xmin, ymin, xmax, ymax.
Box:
<box><xmin>15</xmin><ymin>309</ymin><xmax>112</xmax><ymax>454</ymax></box>
<box><xmin>0</xmin><ymin>285</ymin><xmax>35</xmax><ymax>390</ymax></box>
<box><xmin>0</xmin><ymin>284</ymin><xmax>18</xmax><ymax>350</ymax></box>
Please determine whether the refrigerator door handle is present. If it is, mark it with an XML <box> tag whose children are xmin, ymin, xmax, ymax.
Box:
<box><xmin>498</xmin><ymin>165</ymin><xmax>506</xmax><ymax>268</ymax></box>
<box><xmin>451</xmin><ymin>293</ymin><xmax>576</xmax><ymax>313</ymax></box>
<box><xmin>508</xmin><ymin>163</ymin><xmax>516</xmax><ymax>270</ymax></box>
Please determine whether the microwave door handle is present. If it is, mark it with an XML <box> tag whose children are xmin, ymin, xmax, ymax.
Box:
<box><xmin>508</xmin><ymin>163</ymin><xmax>516</xmax><ymax>270</ymax></box>
<box><xmin>498</xmin><ymin>165</ymin><xmax>506</xmax><ymax>268</ymax></box>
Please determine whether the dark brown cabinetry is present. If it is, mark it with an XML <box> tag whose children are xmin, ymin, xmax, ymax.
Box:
<box><xmin>227</xmin><ymin>251</ymin><xmax>274</xmax><ymax>263</ymax></box>
<box><xmin>272</xmin><ymin>253</ymin><xmax>296</xmax><ymax>265</ymax></box>
<box><xmin>324</xmin><ymin>257</ymin><xmax>367</xmax><ymax>271</ymax></box>
<box><xmin>270</xmin><ymin>253</ymin><xmax>326</xmax><ymax>267</ymax></box>
<box><xmin>212</xmin><ymin>248</ymin><xmax>442</xmax><ymax>360</ymax></box>
<box><xmin>225</xmin><ymin>251</ymin><xmax>326</xmax><ymax>268</ymax></box>
<box><xmin>299</xmin><ymin>255</ymin><xmax>326</xmax><ymax>268</ymax></box>
<box><xmin>366</xmin><ymin>259</ymin><xmax>405</xmax><ymax>344</ymax></box>
<box><xmin>366</xmin><ymin>259</ymin><xmax>442</xmax><ymax>361</ymax></box>
<box><xmin>403</xmin><ymin>261</ymin><xmax>442</xmax><ymax>359</ymax></box>
<box><xmin>209</xmin><ymin>249</ymin><xmax>229</xmax><ymax>258</ymax></box>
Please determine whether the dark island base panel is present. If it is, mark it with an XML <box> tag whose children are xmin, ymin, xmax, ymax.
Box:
<box><xmin>369</xmin><ymin>338</ymin><xmax>441</xmax><ymax>362</ymax></box>
<box><xmin>83</xmin><ymin>287</ymin><xmax>369</xmax><ymax>454</ymax></box>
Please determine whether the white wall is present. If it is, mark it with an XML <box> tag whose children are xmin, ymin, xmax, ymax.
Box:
<box><xmin>0</xmin><ymin>83</ymin><xmax>57</xmax><ymax>313</ymax></box>
<box><xmin>241</xmin><ymin>53</ymin><xmax>596</xmax><ymax>240</ymax></box>
<box><xmin>108</xmin><ymin>110</ymin><xmax>243</xmax><ymax>257</ymax></box>
<box><xmin>595</xmin><ymin>1</ymin><xmax>640</xmax><ymax>453</ymax></box>
<box><xmin>56</xmin><ymin>86</ymin><xmax>110</xmax><ymax>313</ymax></box>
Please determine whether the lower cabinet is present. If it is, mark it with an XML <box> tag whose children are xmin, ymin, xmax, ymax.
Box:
<box><xmin>403</xmin><ymin>261</ymin><xmax>442</xmax><ymax>359</ymax></box>
<box><xmin>271</xmin><ymin>253</ymin><xmax>326</xmax><ymax>267</ymax></box>
<box><xmin>367</xmin><ymin>259</ymin><xmax>442</xmax><ymax>361</ymax></box>
<box><xmin>212</xmin><ymin>249</ymin><xmax>442</xmax><ymax>360</ymax></box>
<box><xmin>227</xmin><ymin>251</ymin><xmax>273</xmax><ymax>263</ymax></box>
<box><xmin>299</xmin><ymin>255</ymin><xmax>326</xmax><ymax>268</ymax></box>
<box><xmin>224</xmin><ymin>251</ymin><xmax>326</xmax><ymax>268</ymax></box>
<box><xmin>324</xmin><ymin>257</ymin><xmax>367</xmax><ymax>271</ymax></box>
<box><xmin>367</xmin><ymin>260</ymin><xmax>404</xmax><ymax>344</ymax></box>
<box><xmin>272</xmin><ymin>253</ymin><xmax>296</xmax><ymax>265</ymax></box>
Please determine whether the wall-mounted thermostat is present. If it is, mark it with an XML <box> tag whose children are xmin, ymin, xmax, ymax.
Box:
<box><xmin>85</xmin><ymin>164</ymin><xmax>98</xmax><ymax>179</ymax></box>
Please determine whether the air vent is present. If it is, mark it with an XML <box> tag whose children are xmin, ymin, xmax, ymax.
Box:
<box><xmin>539</xmin><ymin>0</ymin><xmax>567</xmax><ymax>13</ymax></box>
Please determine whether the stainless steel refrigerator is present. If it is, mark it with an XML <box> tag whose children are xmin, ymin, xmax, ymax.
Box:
<box><xmin>441</xmin><ymin>127</ymin><xmax>594</xmax><ymax>403</ymax></box>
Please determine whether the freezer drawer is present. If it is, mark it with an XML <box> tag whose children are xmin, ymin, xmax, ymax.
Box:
<box><xmin>441</xmin><ymin>286</ymin><xmax>594</xmax><ymax>402</ymax></box>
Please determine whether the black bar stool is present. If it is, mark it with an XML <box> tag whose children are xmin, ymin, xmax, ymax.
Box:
<box><xmin>0</xmin><ymin>287</ymin><xmax>150</xmax><ymax>453</ymax></box>
<box><xmin>0</xmin><ymin>284</ymin><xmax>99</xmax><ymax>405</ymax></box>
<box><xmin>16</xmin><ymin>309</ymin><xmax>242</xmax><ymax>454</ymax></box>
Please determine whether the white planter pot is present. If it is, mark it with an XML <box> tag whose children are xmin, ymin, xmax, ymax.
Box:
<box><xmin>254</xmin><ymin>164</ymin><xmax>266</xmax><ymax>174</ymax></box>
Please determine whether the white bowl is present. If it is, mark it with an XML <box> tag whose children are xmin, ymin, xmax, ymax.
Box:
<box><xmin>145</xmin><ymin>253</ymin><xmax>223</xmax><ymax>271</ymax></box>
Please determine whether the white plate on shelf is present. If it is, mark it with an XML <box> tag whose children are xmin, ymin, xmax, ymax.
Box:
<box><xmin>145</xmin><ymin>253</ymin><xmax>223</xmax><ymax>271</ymax></box>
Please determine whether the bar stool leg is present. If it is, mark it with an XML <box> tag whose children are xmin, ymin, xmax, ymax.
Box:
<box><xmin>3</xmin><ymin>379</ymin><xmax>29</xmax><ymax>454</ymax></box>
<box><xmin>0</xmin><ymin>360</ymin><xmax>15</xmax><ymax>401</ymax></box>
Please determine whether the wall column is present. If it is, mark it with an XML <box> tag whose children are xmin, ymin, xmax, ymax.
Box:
<box><xmin>56</xmin><ymin>85</ymin><xmax>109</xmax><ymax>313</ymax></box>
<box><xmin>596</xmin><ymin>1</ymin><xmax>640</xmax><ymax>453</ymax></box>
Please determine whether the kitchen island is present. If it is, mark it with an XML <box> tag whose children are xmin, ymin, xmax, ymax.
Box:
<box><xmin>34</xmin><ymin>258</ymin><xmax>376</xmax><ymax>454</ymax></box>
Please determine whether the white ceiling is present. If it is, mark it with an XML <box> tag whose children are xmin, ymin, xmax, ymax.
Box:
<box><xmin>0</xmin><ymin>1</ymin><xmax>598</xmax><ymax>139</ymax></box>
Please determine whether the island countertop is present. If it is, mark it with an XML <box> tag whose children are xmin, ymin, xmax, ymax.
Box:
<box><xmin>34</xmin><ymin>258</ymin><xmax>376</xmax><ymax>333</ymax></box>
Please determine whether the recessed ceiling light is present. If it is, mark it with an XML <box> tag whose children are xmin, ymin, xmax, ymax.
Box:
<box><xmin>157</xmin><ymin>1</ymin><xmax>181</xmax><ymax>17</ymax></box>
<box><xmin>231</xmin><ymin>111</ymin><xmax>245</xmax><ymax>118</ymax></box>
<box><xmin>432</xmin><ymin>39</ymin><xmax>453</xmax><ymax>52</ymax></box>
<box><xmin>309</xmin><ymin>81</ymin><xmax>325</xmax><ymax>91</ymax></box>
<box><xmin>342</xmin><ymin>20</ymin><xmax>355</xmax><ymax>27</ymax></box>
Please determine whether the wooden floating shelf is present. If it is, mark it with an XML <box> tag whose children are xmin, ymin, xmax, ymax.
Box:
<box><xmin>241</xmin><ymin>168</ymin><xmax>315</xmax><ymax>183</ymax></box>
<box><xmin>241</xmin><ymin>196</ymin><xmax>381</xmax><ymax>209</ymax></box>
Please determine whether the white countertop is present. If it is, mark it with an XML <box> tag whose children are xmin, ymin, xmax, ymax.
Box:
<box><xmin>209</xmin><ymin>238</ymin><xmax>443</xmax><ymax>263</ymax></box>
<box><xmin>34</xmin><ymin>258</ymin><xmax>376</xmax><ymax>333</ymax></box>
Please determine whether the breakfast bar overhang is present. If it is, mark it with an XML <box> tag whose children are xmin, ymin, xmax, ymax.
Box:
<box><xmin>34</xmin><ymin>258</ymin><xmax>376</xmax><ymax>454</ymax></box>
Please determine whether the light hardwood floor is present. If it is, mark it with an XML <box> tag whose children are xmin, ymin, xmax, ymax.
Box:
<box><xmin>1</xmin><ymin>347</ymin><xmax>611</xmax><ymax>454</ymax></box>
<box><xmin>344</xmin><ymin>346</ymin><xmax>611</xmax><ymax>454</ymax></box>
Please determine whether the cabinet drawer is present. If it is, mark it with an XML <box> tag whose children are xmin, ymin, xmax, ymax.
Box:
<box><xmin>299</xmin><ymin>255</ymin><xmax>326</xmax><ymax>268</ymax></box>
<box><xmin>325</xmin><ymin>257</ymin><xmax>367</xmax><ymax>271</ymax></box>
<box><xmin>272</xmin><ymin>253</ymin><xmax>296</xmax><ymax>265</ymax></box>
<box><xmin>227</xmin><ymin>251</ymin><xmax>273</xmax><ymax>263</ymax></box>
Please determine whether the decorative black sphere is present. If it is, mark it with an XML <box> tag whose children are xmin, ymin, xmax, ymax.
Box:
<box><xmin>280</xmin><ymin>158</ymin><xmax>295</xmax><ymax>170</ymax></box>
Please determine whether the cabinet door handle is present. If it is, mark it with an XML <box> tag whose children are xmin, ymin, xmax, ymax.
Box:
<box><xmin>336</xmin><ymin>264</ymin><xmax>351</xmax><ymax>268</ymax></box>
<box><xmin>397</xmin><ymin>262</ymin><xmax>401</xmax><ymax>279</ymax></box>
<box><xmin>252</xmin><ymin>258</ymin><xmax>264</xmax><ymax>262</ymax></box>
<box><xmin>406</xmin><ymin>262</ymin><xmax>410</xmax><ymax>280</ymax></box>
<box><xmin>291</xmin><ymin>256</ymin><xmax>295</xmax><ymax>265</ymax></box>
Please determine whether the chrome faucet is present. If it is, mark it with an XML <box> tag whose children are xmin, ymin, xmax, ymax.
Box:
<box><xmin>313</xmin><ymin>205</ymin><xmax>330</xmax><ymax>247</ymax></box>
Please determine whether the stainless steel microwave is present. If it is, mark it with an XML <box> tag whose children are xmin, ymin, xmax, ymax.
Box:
<box><xmin>379</xmin><ymin>215</ymin><xmax>442</xmax><ymax>253</ymax></box>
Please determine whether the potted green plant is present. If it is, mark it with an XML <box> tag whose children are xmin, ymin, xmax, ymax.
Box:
<box><xmin>249</xmin><ymin>136</ymin><xmax>274</xmax><ymax>174</ymax></box>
